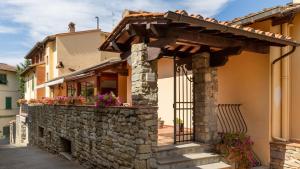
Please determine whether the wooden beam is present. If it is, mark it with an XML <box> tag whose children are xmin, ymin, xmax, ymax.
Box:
<box><xmin>166</xmin><ymin>29</ymin><xmax>270</xmax><ymax>54</ymax></box>
<box><xmin>147</xmin><ymin>47</ymin><xmax>162</xmax><ymax>61</ymax></box>
<box><xmin>146</xmin><ymin>23</ymin><xmax>160</xmax><ymax>36</ymax></box>
<box><xmin>210</xmin><ymin>47</ymin><xmax>243</xmax><ymax>67</ymax></box>
<box><xmin>148</xmin><ymin>38</ymin><xmax>177</xmax><ymax>47</ymax></box>
<box><xmin>109</xmin><ymin>41</ymin><xmax>120</xmax><ymax>51</ymax></box>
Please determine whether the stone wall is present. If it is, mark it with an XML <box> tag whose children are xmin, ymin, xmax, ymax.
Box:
<box><xmin>193</xmin><ymin>52</ymin><xmax>218</xmax><ymax>144</ymax></box>
<box><xmin>270</xmin><ymin>141</ymin><xmax>300</xmax><ymax>169</ymax></box>
<box><xmin>28</xmin><ymin>105</ymin><xmax>157</xmax><ymax>169</ymax></box>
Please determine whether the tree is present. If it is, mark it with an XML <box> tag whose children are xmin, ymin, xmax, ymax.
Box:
<box><xmin>16</xmin><ymin>59</ymin><xmax>31</xmax><ymax>98</ymax></box>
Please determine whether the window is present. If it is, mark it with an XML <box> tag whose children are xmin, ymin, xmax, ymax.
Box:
<box><xmin>80</xmin><ymin>81</ymin><xmax>94</xmax><ymax>104</ymax></box>
<box><xmin>5</xmin><ymin>97</ymin><xmax>12</xmax><ymax>110</ymax></box>
<box><xmin>0</xmin><ymin>74</ymin><xmax>7</xmax><ymax>85</ymax></box>
<box><xmin>100</xmin><ymin>74</ymin><xmax>118</xmax><ymax>95</ymax></box>
<box><xmin>67</xmin><ymin>83</ymin><xmax>76</xmax><ymax>97</ymax></box>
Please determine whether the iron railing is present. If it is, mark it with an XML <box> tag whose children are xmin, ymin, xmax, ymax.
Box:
<box><xmin>217</xmin><ymin>104</ymin><xmax>247</xmax><ymax>134</ymax></box>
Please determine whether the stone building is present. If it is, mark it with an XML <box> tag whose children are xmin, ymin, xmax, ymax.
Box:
<box><xmin>28</xmin><ymin>9</ymin><xmax>299</xmax><ymax>169</ymax></box>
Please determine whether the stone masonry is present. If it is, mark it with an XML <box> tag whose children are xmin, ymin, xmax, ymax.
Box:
<box><xmin>270</xmin><ymin>141</ymin><xmax>300</xmax><ymax>169</ymax></box>
<box><xmin>131</xmin><ymin>43</ymin><xmax>158</xmax><ymax>106</ymax></box>
<box><xmin>28</xmin><ymin>105</ymin><xmax>158</xmax><ymax>169</ymax></box>
<box><xmin>130</xmin><ymin>43</ymin><xmax>158</xmax><ymax>168</ymax></box>
<box><xmin>192</xmin><ymin>52</ymin><xmax>218</xmax><ymax>144</ymax></box>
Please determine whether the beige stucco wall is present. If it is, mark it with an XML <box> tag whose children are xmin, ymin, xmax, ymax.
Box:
<box><xmin>290</xmin><ymin>14</ymin><xmax>300</xmax><ymax>140</ymax></box>
<box><xmin>0</xmin><ymin>70</ymin><xmax>19</xmax><ymax>138</ymax></box>
<box><xmin>157</xmin><ymin>58</ymin><xmax>174</xmax><ymax>126</ymax></box>
<box><xmin>218</xmin><ymin>51</ymin><xmax>270</xmax><ymax>165</ymax></box>
<box><xmin>56</xmin><ymin>31</ymin><xmax>119</xmax><ymax>76</ymax></box>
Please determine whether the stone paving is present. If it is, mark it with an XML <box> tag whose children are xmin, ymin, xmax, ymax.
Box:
<box><xmin>0</xmin><ymin>139</ymin><xmax>84</xmax><ymax>169</ymax></box>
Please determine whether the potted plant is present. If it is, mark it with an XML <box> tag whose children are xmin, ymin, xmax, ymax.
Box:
<box><xmin>175</xmin><ymin>118</ymin><xmax>184</xmax><ymax>133</ymax></box>
<box><xmin>96</xmin><ymin>92</ymin><xmax>122</xmax><ymax>108</ymax></box>
<box><xmin>217</xmin><ymin>133</ymin><xmax>257</xmax><ymax>169</ymax></box>
<box><xmin>158</xmin><ymin>117</ymin><xmax>165</xmax><ymax>129</ymax></box>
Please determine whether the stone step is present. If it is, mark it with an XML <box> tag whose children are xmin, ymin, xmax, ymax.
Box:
<box><xmin>157</xmin><ymin>143</ymin><xmax>213</xmax><ymax>158</ymax></box>
<box><xmin>158</xmin><ymin>152</ymin><xmax>221</xmax><ymax>169</ymax></box>
<box><xmin>185</xmin><ymin>161</ymin><xmax>232</xmax><ymax>169</ymax></box>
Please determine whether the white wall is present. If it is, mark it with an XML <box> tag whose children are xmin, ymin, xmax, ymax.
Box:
<box><xmin>0</xmin><ymin>70</ymin><xmax>19</xmax><ymax>138</ymax></box>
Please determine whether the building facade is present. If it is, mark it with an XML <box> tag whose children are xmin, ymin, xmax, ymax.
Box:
<box><xmin>22</xmin><ymin>23</ymin><xmax>119</xmax><ymax>100</ymax></box>
<box><xmin>0</xmin><ymin>63</ymin><xmax>19</xmax><ymax>139</ymax></box>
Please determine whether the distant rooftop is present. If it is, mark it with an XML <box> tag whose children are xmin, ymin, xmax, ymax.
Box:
<box><xmin>0</xmin><ymin>63</ymin><xmax>16</xmax><ymax>72</ymax></box>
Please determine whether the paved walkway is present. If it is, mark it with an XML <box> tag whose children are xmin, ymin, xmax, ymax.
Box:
<box><xmin>0</xmin><ymin>139</ymin><xmax>84</xmax><ymax>169</ymax></box>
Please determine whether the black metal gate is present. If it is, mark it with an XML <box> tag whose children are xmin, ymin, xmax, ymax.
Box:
<box><xmin>173</xmin><ymin>57</ymin><xmax>194</xmax><ymax>143</ymax></box>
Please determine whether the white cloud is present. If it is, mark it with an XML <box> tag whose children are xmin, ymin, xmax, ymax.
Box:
<box><xmin>0</xmin><ymin>51</ymin><xmax>25</xmax><ymax>66</ymax></box>
<box><xmin>0</xmin><ymin>0</ymin><xmax>231</xmax><ymax>41</ymax></box>
<box><xmin>0</xmin><ymin>25</ymin><xmax>18</xmax><ymax>34</ymax></box>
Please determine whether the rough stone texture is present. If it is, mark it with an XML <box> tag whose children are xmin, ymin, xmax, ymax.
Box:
<box><xmin>131</xmin><ymin>43</ymin><xmax>158</xmax><ymax>107</ymax></box>
<box><xmin>192</xmin><ymin>52</ymin><xmax>218</xmax><ymax>144</ymax></box>
<box><xmin>270</xmin><ymin>141</ymin><xmax>300</xmax><ymax>169</ymax></box>
<box><xmin>28</xmin><ymin>105</ymin><xmax>158</xmax><ymax>169</ymax></box>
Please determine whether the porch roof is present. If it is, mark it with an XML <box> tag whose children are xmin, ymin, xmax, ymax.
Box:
<box><xmin>45</xmin><ymin>59</ymin><xmax>126</xmax><ymax>86</ymax></box>
<box><xmin>100</xmin><ymin>10</ymin><xmax>299</xmax><ymax>58</ymax></box>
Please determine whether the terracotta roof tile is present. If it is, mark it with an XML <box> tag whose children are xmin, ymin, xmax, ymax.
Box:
<box><xmin>231</xmin><ymin>3</ymin><xmax>300</xmax><ymax>24</ymax></box>
<box><xmin>0</xmin><ymin>63</ymin><xmax>16</xmax><ymax>72</ymax></box>
<box><xmin>101</xmin><ymin>9</ymin><xmax>299</xmax><ymax>50</ymax></box>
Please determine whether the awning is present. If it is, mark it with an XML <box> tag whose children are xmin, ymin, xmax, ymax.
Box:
<box><xmin>45</xmin><ymin>78</ymin><xmax>64</xmax><ymax>87</ymax></box>
<box><xmin>36</xmin><ymin>84</ymin><xmax>46</xmax><ymax>89</ymax></box>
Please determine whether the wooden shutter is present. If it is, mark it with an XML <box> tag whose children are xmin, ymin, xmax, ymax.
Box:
<box><xmin>5</xmin><ymin>97</ymin><xmax>12</xmax><ymax>109</ymax></box>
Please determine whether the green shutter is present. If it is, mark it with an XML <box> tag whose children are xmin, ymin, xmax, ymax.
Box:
<box><xmin>5</xmin><ymin>97</ymin><xmax>12</xmax><ymax>110</ymax></box>
<box><xmin>0</xmin><ymin>74</ymin><xmax>7</xmax><ymax>85</ymax></box>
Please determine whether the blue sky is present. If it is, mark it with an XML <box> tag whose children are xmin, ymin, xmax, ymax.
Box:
<box><xmin>0</xmin><ymin>0</ymin><xmax>291</xmax><ymax>66</ymax></box>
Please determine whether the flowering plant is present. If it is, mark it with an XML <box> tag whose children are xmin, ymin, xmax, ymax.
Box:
<box><xmin>17</xmin><ymin>99</ymin><xmax>27</xmax><ymax>105</ymax></box>
<box><xmin>96</xmin><ymin>92</ymin><xmax>122</xmax><ymax>107</ymax></box>
<box><xmin>217</xmin><ymin>133</ymin><xmax>257</xmax><ymax>169</ymax></box>
<box><xmin>28</xmin><ymin>99</ymin><xmax>43</xmax><ymax>105</ymax></box>
<box><xmin>55</xmin><ymin>96</ymin><xmax>69</xmax><ymax>105</ymax></box>
<box><xmin>66</xmin><ymin>96</ymin><xmax>86</xmax><ymax>105</ymax></box>
<box><xmin>41</xmin><ymin>97</ymin><xmax>55</xmax><ymax>105</ymax></box>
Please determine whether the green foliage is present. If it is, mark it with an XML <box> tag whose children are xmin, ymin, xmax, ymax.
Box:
<box><xmin>16</xmin><ymin>59</ymin><xmax>31</xmax><ymax>98</ymax></box>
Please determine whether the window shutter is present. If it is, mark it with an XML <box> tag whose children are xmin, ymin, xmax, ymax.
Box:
<box><xmin>0</xmin><ymin>74</ymin><xmax>7</xmax><ymax>84</ymax></box>
<box><xmin>5</xmin><ymin>97</ymin><xmax>12</xmax><ymax>109</ymax></box>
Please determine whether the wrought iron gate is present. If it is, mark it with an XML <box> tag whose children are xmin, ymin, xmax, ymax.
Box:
<box><xmin>173</xmin><ymin>57</ymin><xmax>194</xmax><ymax>143</ymax></box>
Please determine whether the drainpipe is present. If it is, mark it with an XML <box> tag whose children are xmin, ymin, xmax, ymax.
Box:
<box><xmin>271</xmin><ymin>43</ymin><xmax>296</xmax><ymax>142</ymax></box>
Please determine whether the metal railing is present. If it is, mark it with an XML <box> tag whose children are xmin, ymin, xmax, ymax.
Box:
<box><xmin>217</xmin><ymin>104</ymin><xmax>247</xmax><ymax>134</ymax></box>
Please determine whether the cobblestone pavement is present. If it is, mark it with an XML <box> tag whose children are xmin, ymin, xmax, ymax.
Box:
<box><xmin>0</xmin><ymin>139</ymin><xmax>84</xmax><ymax>169</ymax></box>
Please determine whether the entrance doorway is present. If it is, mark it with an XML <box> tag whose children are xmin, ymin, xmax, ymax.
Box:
<box><xmin>157</xmin><ymin>57</ymin><xmax>194</xmax><ymax>146</ymax></box>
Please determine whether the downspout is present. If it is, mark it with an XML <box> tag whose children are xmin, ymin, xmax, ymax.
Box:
<box><xmin>271</xmin><ymin>45</ymin><xmax>296</xmax><ymax>142</ymax></box>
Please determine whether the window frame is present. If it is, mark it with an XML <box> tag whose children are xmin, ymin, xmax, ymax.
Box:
<box><xmin>5</xmin><ymin>97</ymin><xmax>12</xmax><ymax>110</ymax></box>
<box><xmin>0</xmin><ymin>73</ymin><xmax>7</xmax><ymax>85</ymax></box>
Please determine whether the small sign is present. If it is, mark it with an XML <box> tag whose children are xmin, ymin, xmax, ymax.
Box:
<box><xmin>146</xmin><ymin>73</ymin><xmax>156</xmax><ymax>82</ymax></box>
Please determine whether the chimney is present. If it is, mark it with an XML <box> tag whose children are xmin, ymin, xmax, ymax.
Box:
<box><xmin>293</xmin><ymin>0</ymin><xmax>300</xmax><ymax>4</ymax></box>
<box><xmin>68</xmin><ymin>22</ymin><xmax>75</xmax><ymax>33</ymax></box>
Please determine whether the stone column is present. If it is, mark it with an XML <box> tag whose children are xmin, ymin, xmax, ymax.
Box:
<box><xmin>193</xmin><ymin>52</ymin><xmax>218</xmax><ymax>144</ymax></box>
<box><xmin>131</xmin><ymin>43</ymin><xmax>158</xmax><ymax>106</ymax></box>
<box><xmin>131</xmin><ymin>43</ymin><xmax>158</xmax><ymax>169</ymax></box>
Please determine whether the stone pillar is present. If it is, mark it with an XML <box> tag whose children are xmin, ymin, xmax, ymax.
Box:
<box><xmin>131</xmin><ymin>43</ymin><xmax>158</xmax><ymax>169</ymax></box>
<box><xmin>131</xmin><ymin>43</ymin><xmax>158</xmax><ymax>106</ymax></box>
<box><xmin>193</xmin><ymin>52</ymin><xmax>218</xmax><ymax>144</ymax></box>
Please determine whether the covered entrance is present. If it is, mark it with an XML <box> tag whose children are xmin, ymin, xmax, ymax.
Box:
<box><xmin>99</xmin><ymin>10</ymin><xmax>298</xmax><ymax>147</ymax></box>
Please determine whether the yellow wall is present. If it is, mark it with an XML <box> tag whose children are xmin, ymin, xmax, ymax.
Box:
<box><xmin>157</xmin><ymin>58</ymin><xmax>174</xmax><ymax>126</ymax></box>
<box><xmin>290</xmin><ymin>14</ymin><xmax>300</xmax><ymax>139</ymax></box>
<box><xmin>56</xmin><ymin>31</ymin><xmax>119</xmax><ymax>76</ymax></box>
<box><xmin>218</xmin><ymin>51</ymin><xmax>270</xmax><ymax>165</ymax></box>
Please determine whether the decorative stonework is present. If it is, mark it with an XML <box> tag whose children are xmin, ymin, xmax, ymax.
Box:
<box><xmin>131</xmin><ymin>43</ymin><xmax>158</xmax><ymax>106</ymax></box>
<box><xmin>270</xmin><ymin>141</ymin><xmax>300</xmax><ymax>169</ymax></box>
<box><xmin>192</xmin><ymin>52</ymin><xmax>218</xmax><ymax>144</ymax></box>
<box><xmin>28</xmin><ymin>105</ymin><xmax>158</xmax><ymax>169</ymax></box>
